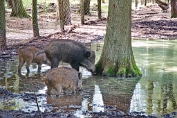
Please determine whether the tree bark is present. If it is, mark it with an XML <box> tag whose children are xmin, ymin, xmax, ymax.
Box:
<box><xmin>6</xmin><ymin>0</ymin><xmax>13</xmax><ymax>8</ymax></box>
<box><xmin>171</xmin><ymin>0</ymin><xmax>177</xmax><ymax>18</ymax></box>
<box><xmin>57</xmin><ymin>0</ymin><xmax>64</xmax><ymax>32</ymax></box>
<box><xmin>63</xmin><ymin>0</ymin><xmax>71</xmax><ymax>25</ymax></box>
<box><xmin>84</xmin><ymin>0</ymin><xmax>91</xmax><ymax>15</ymax></box>
<box><xmin>0</xmin><ymin>0</ymin><xmax>6</xmax><ymax>50</ymax></box>
<box><xmin>96</xmin><ymin>0</ymin><xmax>141</xmax><ymax>77</ymax></box>
<box><xmin>97</xmin><ymin>0</ymin><xmax>102</xmax><ymax>19</ymax></box>
<box><xmin>32</xmin><ymin>0</ymin><xmax>39</xmax><ymax>37</ymax></box>
<box><xmin>10</xmin><ymin>0</ymin><xmax>30</xmax><ymax>18</ymax></box>
<box><xmin>80</xmin><ymin>0</ymin><xmax>85</xmax><ymax>24</ymax></box>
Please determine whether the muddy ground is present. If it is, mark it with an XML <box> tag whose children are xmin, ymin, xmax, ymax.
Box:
<box><xmin>1</xmin><ymin>3</ymin><xmax>177</xmax><ymax>118</ymax></box>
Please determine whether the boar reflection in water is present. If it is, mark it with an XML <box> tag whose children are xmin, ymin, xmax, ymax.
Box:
<box><xmin>47</xmin><ymin>92</ymin><xmax>82</xmax><ymax>112</ymax></box>
<box><xmin>35</xmin><ymin>39</ymin><xmax>96</xmax><ymax>73</ymax></box>
<box><xmin>42</xmin><ymin>67</ymin><xmax>82</xmax><ymax>96</ymax></box>
<box><xmin>18</xmin><ymin>46</ymin><xmax>48</xmax><ymax>74</ymax></box>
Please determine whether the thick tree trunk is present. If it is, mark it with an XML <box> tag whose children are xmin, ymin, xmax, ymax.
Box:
<box><xmin>32</xmin><ymin>0</ymin><xmax>39</xmax><ymax>37</ymax></box>
<box><xmin>171</xmin><ymin>0</ymin><xmax>177</xmax><ymax>18</ymax></box>
<box><xmin>96</xmin><ymin>0</ymin><xmax>141</xmax><ymax>77</ymax></box>
<box><xmin>10</xmin><ymin>0</ymin><xmax>30</xmax><ymax>18</ymax></box>
<box><xmin>0</xmin><ymin>0</ymin><xmax>6</xmax><ymax>50</ymax></box>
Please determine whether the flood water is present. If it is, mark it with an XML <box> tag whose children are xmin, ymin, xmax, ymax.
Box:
<box><xmin>1</xmin><ymin>39</ymin><xmax>177</xmax><ymax>117</ymax></box>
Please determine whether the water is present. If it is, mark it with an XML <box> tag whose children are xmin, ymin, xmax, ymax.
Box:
<box><xmin>0</xmin><ymin>39</ymin><xmax>177</xmax><ymax>117</ymax></box>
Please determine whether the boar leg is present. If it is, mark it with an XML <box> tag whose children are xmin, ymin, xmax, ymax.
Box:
<box><xmin>37</xmin><ymin>63</ymin><xmax>42</xmax><ymax>72</ymax></box>
<box><xmin>70</xmin><ymin>63</ymin><xmax>80</xmax><ymax>71</ymax></box>
<box><xmin>26</xmin><ymin>59</ymin><xmax>32</xmax><ymax>73</ymax></box>
<box><xmin>56</xmin><ymin>85</ymin><xmax>62</xmax><ymax>96</ymax></box>
<box><xmin>47</xmin><ymin>85</ymin><xmax>52</xmax><ymax>95</ymax></box>
<box><xmin>50</xmin><ymin>58</ymin><xmax>60</xmax><ymax>69</ymax></box>
<box><xmin>18</xmin><ymin>58</ymin><xmax>25</xmax><ymax>73</ymax></box>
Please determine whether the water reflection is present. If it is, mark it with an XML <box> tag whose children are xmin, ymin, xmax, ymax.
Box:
<box><xmin>92</xmin><ymin>84</ymin><xmax>104</xmax><ymax>112</ymax></box>
<box><xmin>130</xmin><ymin>40</ymin><xmax>177</xmax><ymax>116</ymax></box>
<box><xmin>1</xmin><ymin>40</ymin><xmax>177</xmax><ymax>116</ymax></box>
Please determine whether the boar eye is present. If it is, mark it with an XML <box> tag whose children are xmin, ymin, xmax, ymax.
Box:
<box><xmin>85</xmin><ymin>51</ymin><xmax>91</xmax><ymax>58</ymax></box>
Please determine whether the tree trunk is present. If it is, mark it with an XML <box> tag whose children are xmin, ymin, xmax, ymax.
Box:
<box><xmin>84</xmin><ymin>0</ymin><xmax>91</xmax><ymax>15</ymax></box>
<box><xmin>6</xmin><ymin>0</ymin><xmax>13</xmax><ymax>8</ymax></box>
<box><xmin>135</xmin><ymin>0</ymin><xmax>138</xmax><ymax>8</ymax></box>
<box><xmin>0</xmin><ymin>0</ymin><xmax>6</xmax><ymax>50</ymax></box>
<box><xmin>171</xmin><ymin>0</ymin><xmax>177</xmax><ymax>18</ymax></box>
<box><xmin>32</xmin><ymin>0</ymin><xmax>39</xmax><ymax>37</ymax></box>
<box><xmin>97</xmin><ymin>0</ymin><xmax>101</xmax><ymax>19</ymax></box>
<box><xmin>57</xmin><ymin>0</ymin><xmax>64</xmax><ymax>32</ymax></box>
<box><xmin>63</xmin><ymin>0</ymin><xmax>71</xmax><ymax>25</ymax></box>
<box><xmin>10</xmin><ymin>0</ymin><xmax>30</xmax><ymax>18</ymax></box>
<box><xmin>96</xmin><ymin>0</ymin><xmax>141</xmax><ymax>77</ymax></box>
<box><xmin>80</xmin><ymin>0</ymin><xmax>85</xmax><ymax>24</ymax></box>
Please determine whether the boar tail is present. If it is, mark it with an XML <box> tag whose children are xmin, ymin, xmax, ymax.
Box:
<box><xmin>35</xmin><ymin>50</ymin><xmax>45</xmax><ymax>58</ymax></box>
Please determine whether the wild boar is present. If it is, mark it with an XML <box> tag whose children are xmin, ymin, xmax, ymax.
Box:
<box><xmin>18</xmin><ymin>46</ymin><xmax>48</xmax><ymax>73</ymax></box>
<box><xmin>35</xmin><ymin>39</ymin><xmax>95</xmax><ymax>73</ymax></box>
<box><xmin>41</xmin><ymin>67</ymin><xmax>82</xmax><ymax>96</ymax></box>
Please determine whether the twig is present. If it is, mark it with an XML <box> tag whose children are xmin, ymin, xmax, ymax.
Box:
<box><xmin>34</xmin><ymin>92</ymin><xmax>43</xmax><ymax>118</ymax></box>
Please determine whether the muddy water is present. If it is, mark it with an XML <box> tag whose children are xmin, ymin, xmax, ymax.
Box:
<box><xmin>1</xmin><ymin>40</ymin><xmax>177</xmax><ymax>117</ymax></box>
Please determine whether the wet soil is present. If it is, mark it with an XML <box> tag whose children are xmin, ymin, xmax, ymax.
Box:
<box><xmin>1</xmin><ymin>3</ymin><xmax>177</xmax><ymax>118</ymax></box>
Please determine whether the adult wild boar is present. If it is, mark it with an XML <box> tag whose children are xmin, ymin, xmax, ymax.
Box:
<box><xmin>18</xmin><ymin>46</ymin><xmax>48</xmax><ymax>73</ymax></box>
<box><xmin>35</xmin><ymin>39</ymin><xmax>95</xmax><ymax>73</ymax></box>
<box><xmin>41</xmin><ymin>67</ymin><xmax>82</xmax><ymax>96</ymax></box>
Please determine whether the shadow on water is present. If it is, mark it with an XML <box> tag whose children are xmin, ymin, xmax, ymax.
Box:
<box><xmin>1</xmin><ymin>39</ymin><xmax>177</xmax><ymax>117</ymax></box>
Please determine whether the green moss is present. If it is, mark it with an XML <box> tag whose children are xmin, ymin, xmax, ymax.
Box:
<box><xmin>106</xmin><ymin>67</ymin><xmax>116</xmax><ymax>76</ymax></box>
<box><xmin>132</xmin><ymin>62</ymin><xmax>142</xmax><ymax>76</ymax></box>
<box><xmin>117</xmin><ymin>67</ymin><xmax>126</xmax><ymax>76</ymax></box>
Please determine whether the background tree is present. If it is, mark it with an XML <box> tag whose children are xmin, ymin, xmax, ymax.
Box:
<box><xmin>80</xmin><ymin>0</ymin><xmax>85</xmax><ymax>24</ymax></box>
<box><xmin>6</xmin><ymin>0</ymin><xmax>12</xmax><ymax>8</ymax></box>
<box><xmin>63</xmin><ymin>0</ymin><xmax>71</xmax><ymax>25</ymax></box>
<box><xmin>96</xmin><ymin>0</ymin><xmax>141</xmax><ymax>77</ymax></box>
<box><xmin>57</xmin><ymin>0</ymin><xmax>71</xmax><ymax>32</ymax></box>
<box><xmin>171</xmin><ymin>0</ymin><xmax>177</xmax><ymax>18</ymax></box>
<box><xmin>57</xmin><ymin>0</ymin><xmax>64</xmax><ymax>32</ymax></box>
<box><xmin>0</xmin><ymin>0</ymin><xmax>6</xmax><ymax>50</ymax></box>
<box><xmin>10</xmin><ymin>0</ymin><xmax>30</xmax><ymax>18</ymax></box>
<box><xmin>97</xmin><ymin>0</ymin><xmax>101</xmax><ymax>19</ymax></box>
<box><xmin>32</xmin><ymin>0</ymin><xmax>39</xmax><ymax>37</ymax></box>
<box><xmin>84</xmin><ymin>0</ymin><xmax>91</xmax><ymax>15</ymax></box>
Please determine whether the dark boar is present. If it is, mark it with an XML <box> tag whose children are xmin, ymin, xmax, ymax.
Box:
<box><xmin>41</xmin><ymin>67</ymin><xmax>82</xmax><ymax>96</ymax></box>
<box><xmin>35</xmin><ymin>39</ymin><xmax>95</xmax><ymax>73</ymax></box>
<box><xmin>18</xmin><ymin>46</ymin><xmax>48</xmax><ymax>73</ymax></box>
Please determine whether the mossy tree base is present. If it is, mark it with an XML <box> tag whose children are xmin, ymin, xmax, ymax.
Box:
<box><xmin>10</xmin><ymin>0</ymin><xmax>31</xmax><ymax>18</ymax></box>
<box><xmin>10</xmin><ymin>12</ymin><xmax>31</xmax><ymax>18</ymax></box>
<box><xmin>96</xmin><ymin>58</ymin><xmax>142</xmax><ymax>77</ymax></box>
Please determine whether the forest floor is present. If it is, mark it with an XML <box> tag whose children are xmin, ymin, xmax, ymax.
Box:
<box><xmin>0</xmin><ymin>3</ymin><xmax>177</xmax><ymax>118</ymax></box>
<box><xmin>3</xmin><ymin>4</ymin><xmax>177</xmax><ymax>57</ymax></box>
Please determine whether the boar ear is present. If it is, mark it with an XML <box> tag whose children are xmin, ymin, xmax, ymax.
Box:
<box><xmin>78</xmin><ymin>72</ymin><xmax>82</xmax><ymax>79</ymax></box>
<box><xmin>85</xmin><ymin>51</ymin><xmax>91</xmax><ymax>58</ymax></box>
